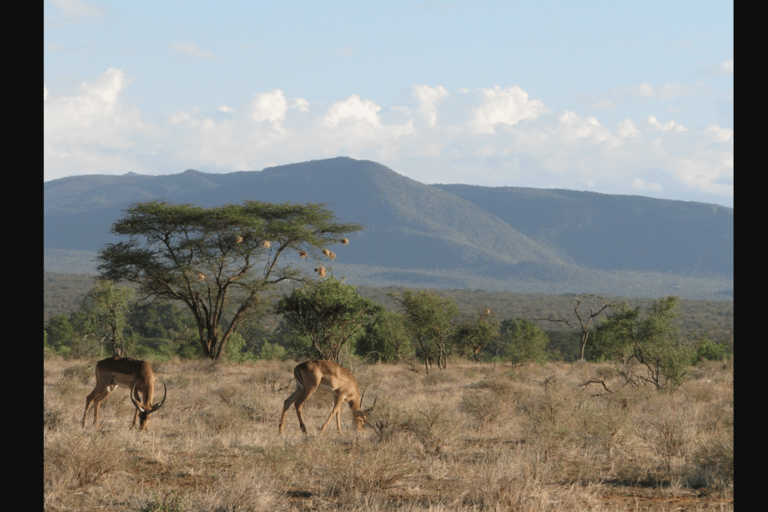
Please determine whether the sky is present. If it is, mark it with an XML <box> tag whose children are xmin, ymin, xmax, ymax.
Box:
<box><xmin>44</xmin><ymin>0</ymin><xmax>733</xmax><ymax>207</ymax></box>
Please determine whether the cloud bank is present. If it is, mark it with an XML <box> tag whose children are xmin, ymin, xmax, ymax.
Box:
<box><xmin>44</xmin><ymin>68</ymin><xmax>733</xmax><ymax>206</ymax></box>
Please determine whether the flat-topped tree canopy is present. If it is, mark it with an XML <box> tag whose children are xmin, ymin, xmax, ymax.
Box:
<box><xmin>98</xmin><ymin>199</ymin><xmax>363</xmax><ymax>360</ymax></box>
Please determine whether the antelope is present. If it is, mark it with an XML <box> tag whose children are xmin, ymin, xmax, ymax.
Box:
<box><xmin>279</xmin><ymin>360</ymin><xmax>376</xmax><ymax>435</ymax></box>
<box><xmin>82</xmin><ymin>356</ymin><xmax>167</xmax><ymax>431</ymax></box>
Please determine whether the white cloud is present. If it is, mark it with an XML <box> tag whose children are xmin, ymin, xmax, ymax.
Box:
<box><xmin>44</xmin><ymin>68</ymin><xmax>136</xmax><ymax>140</ymax></box>
<box><xmin>617</xmin><ymin>119</ymin><xmax>641</xmax><ymax>138</ymax></box>
<box><xmin>635</xmin><ymin>83</ymin><xmax>654</xmax><ymax>97</ymax></box>
<box><xmin>249</xmin><ymin>89</ymin><xmax>288</xmax><ymax>125</ymax></box>
<box><xmin>697</xmin><ymin>59</ymin><xmax>733</xmax><ymax>77</ymax></box>
<box><xmin>51</xmin><ymin>0</ymin><xmax>103</xmax><ymax>19</ymax></box>
<box><xmin>470</xmin><ymin>85</ymin><xmax>547</xmax><ymax>134</ymax></box>
<box><xmin>291</xmin><ymin>98</ymin><xmax>310</xmax><ymax>113</ymax></box>
<box><xmin>44</xmin><ymin>69</ymin><xmax>153</xmax><ymax>179</ymax></box>
<box><xmin>43</xmin><ymin>69</ymin><xmax>733</xmax><ymax>206</ymax></box>
<box><xmin>170</xmin><ymin>42</ymin><xmax>214</xmax><ymax>60</ymax></box>
<box><xmin>647</xmin><ymin>115</ymin><xmax>685</xmax><ymax>132</ymax></box>
<box><xmin>632</xmin><ymin>178</ymin><xmax>663</xmax><ymax>191</ymax></box>
<box><xmin>672</xmin><ymin>157</ymin><xmax>732</xmax><ymax>196</ymax></box>
<box><xmin>557</xmin><ymin>111</ymin><xmax>610</xmax><ymax>144</ymax></box>
<box><xmin>717</xmin><ymin>60</ymin><xmax>734</xmax><ymax>75</ymax></box>
<box><xmin>412</xmin><ymin>85</ymin><xmax>449</xmax><ymax>126</ymax></box>
<box><xmin>704</xmin><ymin>124</ymin><xmax>732</xmax><ymax>143</ymax></box>
<box><xmin>323</xmin><ymin>94</ymin><xmax>382</xmax><ymax>128</ymax></box>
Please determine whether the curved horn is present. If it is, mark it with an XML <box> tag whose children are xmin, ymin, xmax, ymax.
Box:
<box><xmin>149</xmin><ymin>379</ymin><xmax>168</xmax><ymax>412</ymax></box>
<box><xmin>130</xmin><ymin>379</ymin><xmax>145</xmax><ymax>412</ymax></box>
<box><xmin>366</xmin><ymin>395</ymin><xmax>378</xmax><ymax>413</ymax></box>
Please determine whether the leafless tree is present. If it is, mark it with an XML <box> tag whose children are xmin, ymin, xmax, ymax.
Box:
<box><xmin>538</xmin><ymin>294</ymin><xmax>610</xmax><ymax>361</ymax></box>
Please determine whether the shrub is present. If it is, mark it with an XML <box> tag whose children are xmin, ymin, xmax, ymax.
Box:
<box><xmin>695</xmin><ymin>338</ymin><xmax>728</xmax><ymax>362</ymax></box>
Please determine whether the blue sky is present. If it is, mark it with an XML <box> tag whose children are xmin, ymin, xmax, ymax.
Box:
<box><xmin>44</xmin><ymin>0</ymin><xmax>733</xmax><ymax>207</ymax></box>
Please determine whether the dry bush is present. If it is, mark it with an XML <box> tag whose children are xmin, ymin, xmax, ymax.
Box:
<box><xmin>573</xmin><ymin>396</ymin><xmax>633</xmax><ymax>471</ymax></box>
<box><xmin>320</xmin><ymin>445</ymin><xmax>415</xmax><ymax>500</ymax></box>
<box><xmin>45</xmin><ymin>431</ymin><xmax>126</xmax><ymax>490</ymax></box>
<box><xmin>421</xmin><ymin>369</ymin><xmax>461</xmax><ymax>387</ymax></box>
<box><xmin>459</xmin><ymin>389</ymin><xmax>507</xmax><ymax>428</ymax></box>
<box><xmin>199</xmin><ymin>465</ymin><xmax>285</xmax><ymax>511</ymax></box>
<box><xmin>44</xmin><ymin>355</ymin><xmax>734</xmax><ymax>511</ymax></box>
<box><xmin>62</xmin><ymin>362</ymin><xmax>93</xmax><ymax>384</ymax></box>
<box><xmin>686</xmin><ymin>433</ymin><xmax>734</xmax><ymax>489</ymax></box>
<box><xmin>517</xmin><ymin>376</ymin><xmax>581</xmax><ymax>459</ymax></box>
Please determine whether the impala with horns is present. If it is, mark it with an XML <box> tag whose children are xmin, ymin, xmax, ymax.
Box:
<box><xmin>82</xmin><ymin>356</ymin><xmax>167</xmax><ymax>431</ymax></box>
<box><xmin>279</xmin><ymin>360</ymin><xmax>376</xmax><ymax>435</ymax></box>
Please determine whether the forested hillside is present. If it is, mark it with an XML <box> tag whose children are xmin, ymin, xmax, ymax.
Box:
<box><xmin>44</xmin><ymin>157</ymin><xmax>732</xmax><ymax>300</ymax></box>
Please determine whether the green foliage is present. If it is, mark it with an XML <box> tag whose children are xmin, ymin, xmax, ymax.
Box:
<box><xmin>46</xmin><ymin>274</ymin><xmax>734</xmax><ymax>353</ymax></box>
<box><xmin>79</xmin><ymin>279</ymin><xmax>135</xmax><ymax>356</ymax></box>
<box><xmin>595</xmin><ymin>296</ymin><xmax>693</xmax><ymax>392</ymax></box>
<box><xmin>222</xmin><ymin>332</ymin><xmax>258</xmax><ymax>363</ymax></box>
<box><xmin>397</xmin><ymin>289</ymin><xmax>459</xmax><ymax>372</ymax></box>
<box><xmin>453</xmin><ymin>311</ymin><xmax>499</xmax><ymax>361</ymax></box>
<box><xmin>97</xmin><ymin>199</ymin><xmax>362</xmax><ymax>360</ymax></box>
<box><xmin>494</xmin><ymin>318</ymin><xmax>549</xmax><ymax>364</ymax></box>
<box><xmin>45</xmin><ymin>314</ymin><xmax>74</xmax><ymax>354</ymax></box>
<box><xmin>138</xmin><ymin>491</ymin><xmax>187</xmax><ymax>512</ymax></box>
<box><xmin>357</xmin><ymin>310</ymin><xmax>414</xmax><ymax>363</ymax></box>
<box><xmin>127</xmin><ymin>301</ymin><xmax>194</xmax><ymax>340</ymax></box>
<box><xmin>257</xmin><ymin>340</ymin><xmax>287</xmax><ymax>360</ymax></box>
<box><xmin>694</xmin><ymin>338</ymin><xmax>728</xmax><ymax>362</ymax></box>
<box><xmin>274</xmin><ymin>275</ymin><xmax>382</xmax><ymax>362</ymax></box>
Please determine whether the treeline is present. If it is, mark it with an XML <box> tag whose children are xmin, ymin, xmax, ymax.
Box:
<box><xmin>44</xmin><ymin>273</ymin><xmax>733</xmax><ymax>379</ymax></box>
<box><xmin>45</xmin><ymin>273</ymin><xmax>733</xmax><ymax>338</ymax></box>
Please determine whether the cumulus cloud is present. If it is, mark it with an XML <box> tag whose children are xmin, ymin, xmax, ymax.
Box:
<box><xmin>705</xmin><ymin>124</ymin><xmax>733</xmax><ymax>143</ymax></box>
<box><xmin>44</xmin><ymin>68</ymin><xmax>138</xmax><ymax>146</ymax></box>
<box><xmin>617</xmin><ymin>119</ymin><xmax>641</xmax><ymax>138</ymax></box>
<box><xmin>412</xmin><ymin>85</ymin><xmax>449</xmax><ymax>126</ymax></box>
<box><xmin>44</xmin><ymin>68</ymin><xmax>152</xmax><ymax>179</ymax></box>
<box><xmin>323</xmin><ymin>94</ymin><xmax>382</xmax><ymax>128</ymax></box>
<box><xmin>249</xmin><ymin>89</ymin><xmax>288</xmax><ymax>125</ymax></box>
<box><xmin>470</xmin><ymin>85</ymin><xmax>547</xmax><ymax>134</ymax></box>
<box><xmin>557</xmin><ymin>111</ymin><xmax>610</xmax><ymax>144</ymax></box>
<box><xmin>696</xmin><ymin>59</ymin><xmax>733</xmax><ymax>76</ymax></box>
<box><xmin>648</xmin><ymin>115</ymin><xmax>685</xmax><ymax>132</ymax></box>
<box><xmin>43</xmin><ymin>68</ymin><xmax>733</xmax><ymax>205</ymax></box>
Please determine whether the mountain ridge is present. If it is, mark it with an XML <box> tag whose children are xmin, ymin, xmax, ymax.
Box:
<box><xmin>44</xmin><ymin>157</ymin><xmax>733</xmax><ymax>299</ymax></box>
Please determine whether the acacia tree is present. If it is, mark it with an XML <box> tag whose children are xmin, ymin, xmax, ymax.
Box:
<box><xmin>80</xmin><ymin>279</ymin><xmax>136</xmax><ymax>356</ymax></box>
<box><xmin>594</xmin><ymin>296</ymin><xmax>690</xmax><ymax>391</ymax></box>
<box><xmin>357</xmin><ymin>310</ymin><xmax>414</xmax><ymax>363</ymax></box>
<box><xmin>398</xmin><ymin>290</ymin><xmax>458</xmax><ymax>373</ymax></box>
<box><xmin>454</xmin><ymin>308</ymin><xmax>498</xmax><ymax>361</ymax></box>
<box><xmin>97</xmin><ymin>200</ymin><xmax>362</xmax><ymax>360</ymax></box>
<box><xmin>497</xmin><ymin>318</ymin><xmax>549</xmax><ymax>365</ymax></box>
<box><xmin>274</xmin><ymin>275</ymin><xmax>382</xmax><ymax>362</ymax></box>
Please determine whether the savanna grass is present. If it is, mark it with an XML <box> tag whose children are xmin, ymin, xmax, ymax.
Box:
<box><xmin>44</xmin><ymin>356</ymin><xmax>733</xmax><ymax>511</ymax></box>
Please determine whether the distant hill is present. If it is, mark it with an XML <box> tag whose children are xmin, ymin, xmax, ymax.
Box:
<box><xmin>44</xmin><ymin>157</ymin><xmax>733</xmax><ymax>300</ymax></box>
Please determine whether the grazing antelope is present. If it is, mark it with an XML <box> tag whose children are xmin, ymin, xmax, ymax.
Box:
<box><xmin>279</xmin><ymin>360</ymin><xmax>376</xmax><ymax>435</ymax></box>
<box><xmin>82</xmin><ymin>356</ymin><xmax>167</xmax><ymax>431</ymax></box>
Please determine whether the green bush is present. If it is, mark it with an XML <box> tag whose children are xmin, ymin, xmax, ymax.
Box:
<box><xmin>695</xmin><ymin>339</ymin><xmax>728</xmax><ymax>362</ymax></box>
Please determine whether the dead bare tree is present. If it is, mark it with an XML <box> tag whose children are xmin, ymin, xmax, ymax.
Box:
<box><xmin>538</xmin><ymin>294</ymin><xmax>611</xmax><ymax>361</ymax></box>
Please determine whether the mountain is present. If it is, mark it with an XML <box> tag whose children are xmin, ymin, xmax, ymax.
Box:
<box><xmin>44</xmin><ymin>157</ymin><xmax>733</xmax><ymax>299</ymax></box>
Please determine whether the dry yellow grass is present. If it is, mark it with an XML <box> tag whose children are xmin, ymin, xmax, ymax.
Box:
<box><xmin>44</xmin><ymin>356</ymin><xmax>733</xmax><ymax>511</ymax></box>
